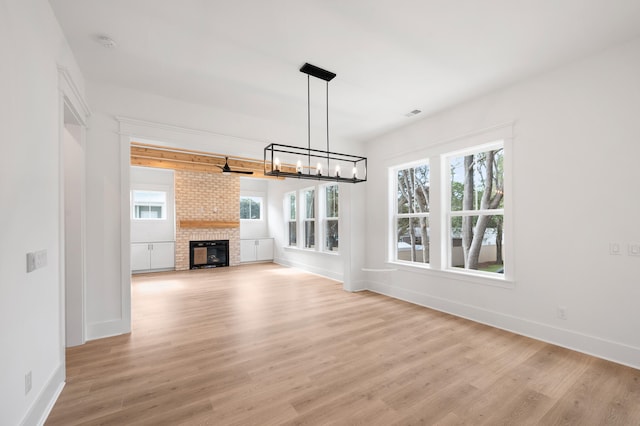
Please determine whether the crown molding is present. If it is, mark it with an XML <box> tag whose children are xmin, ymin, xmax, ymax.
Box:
<box><xmin>115</xmin><ymin>116</ymin><xmax>268</xmax><ymax>145</ymax></box>
<box><xmin>57</xmin><ymin>66</ymin><xmax>91</xmax><ymax>125</ymax></box>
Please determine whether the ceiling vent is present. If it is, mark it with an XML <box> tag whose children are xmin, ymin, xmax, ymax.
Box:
<box><xmin>405</xmin><ymin>109</ymin><xmax>422</xmax><ymax>117</ymax></box>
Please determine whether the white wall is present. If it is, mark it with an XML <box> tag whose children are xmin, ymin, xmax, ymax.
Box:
<box><xmin>130</xmin><ymin>167</ymin><xmax>175</xmax><ymax>243</ymax></box>
<box><xmin>364</xmin><ymin>37</ymin><xmax>640</xmax><ymax>368</ymax></box>
<box><xmin>0</xmin><ymin>1</ymin><xmax>85</xmax><ymax>424</ymax></box>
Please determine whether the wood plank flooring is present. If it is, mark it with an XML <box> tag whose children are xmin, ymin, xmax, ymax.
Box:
<box><xmin>46</xmin><ymin>263</ymin><xmax>640</xmax><ymax>425</ymax></box>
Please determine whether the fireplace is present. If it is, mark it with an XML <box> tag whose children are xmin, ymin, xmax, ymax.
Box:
<box><xmin>189</xmin><ymin>240</ymin><xmax>229</xmax><ymax>269</ymax></box>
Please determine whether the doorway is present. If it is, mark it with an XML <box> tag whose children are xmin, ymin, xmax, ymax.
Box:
<box><xmin>63</xmin><ymin>103</ymin><xmax>86</xmax><ymax>347</ymax></box>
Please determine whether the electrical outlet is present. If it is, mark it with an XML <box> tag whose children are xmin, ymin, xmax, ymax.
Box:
<box><xmin>609</xmin><ymin>242</ymin><xmax>621</xmax><ymax>255</ymax></box>
<box><xmin>557</xmin><ymin>306</ymin><xmax>568</xmax><ymax>320</ymax></box>
<box><xmin>628</xmin><ymin>244</ymin><xmax>640</xmax><ymax>257</ymax></box>
<box><xmin>25</xmin><ymin>371</ymin><xmax>32</xmax><ymax>395</ymax></box>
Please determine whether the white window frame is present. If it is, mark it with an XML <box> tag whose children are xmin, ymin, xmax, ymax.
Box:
<box><xmin>445</xmin><ymin>141</ymin><xmax>505</xmax><ymax>277</ymax></box>
<box><xmin>321</xmin><ymin>183</ymin><xmax>339</xmax><ymax>253</ymax></box>
<box><xmin>131</xmin><ymin>189</ymin><xmax>167</xmax><ymax>220</ymax></box>
<box><xmin>387</xmin><ymin>128</ymin><xmax>513</xmax><ymax>286</ymax></box>
<box><xmin>392</xmin><ymin>160</ymin><xmax>430</xmax><ymax>266</ymax></box>
<box><xmin>284</xmin><ymin>191</ymin><xmax>297</xmax><ymax>247</ymax></box>
<box><xmin>240</xmin><ymin>196</ymin><xmax>263</xmax><ymax>221</ymax></box>
<box><xmin>302</xmin><ymin>187</ymin><xmax>316</xmax><ymax>249</ymax></box>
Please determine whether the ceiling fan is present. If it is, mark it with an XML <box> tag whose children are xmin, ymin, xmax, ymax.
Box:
<box><xmin>217</xmin><ymin>157</ymin><xmax>254</xmax><ymax>175</ymax></box>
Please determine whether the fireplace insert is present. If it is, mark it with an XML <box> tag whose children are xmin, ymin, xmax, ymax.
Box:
<box><xmin>189</xmin><ymin>240</ymin><xmax>229</xmax><ymax>269</ymax></box>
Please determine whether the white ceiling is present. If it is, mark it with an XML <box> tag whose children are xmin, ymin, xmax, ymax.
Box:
<box><xmin>50</xmin><ymin>0</ymin><xmax>640</xmax><ymax>143</ymax></box>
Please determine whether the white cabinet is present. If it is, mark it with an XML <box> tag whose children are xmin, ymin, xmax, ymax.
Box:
<box><xmin>131</xmin><ymin>242</ymin><xmax>175</xmax><ymax>272</ymax></box>
<box><xmin>240</xmin><ymin>238</ymin><xmax>274</xmax><ymax>263</ymax></box>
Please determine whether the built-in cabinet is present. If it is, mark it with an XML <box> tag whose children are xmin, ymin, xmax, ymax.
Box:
<box><xmin>240</xmin><ymin>238</ymin><xmax>274</xmax><ymax>263</ymax></box>
<box><xmin>131</xmin><ymin>241</ymin><xmax>175</xmax><ymax>272</ymax></box>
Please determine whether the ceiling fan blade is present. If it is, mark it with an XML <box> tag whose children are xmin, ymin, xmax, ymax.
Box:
<box><xmin>217</xmin><ymin>157</ymin><xmax>253</xmax><ymax>174</ymax></box>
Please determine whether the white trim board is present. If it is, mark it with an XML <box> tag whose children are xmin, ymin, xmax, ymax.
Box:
<box><xmin>20</xmin><ymin>364</ymin><xmax>65</xmax><ymax>426</ymax></box>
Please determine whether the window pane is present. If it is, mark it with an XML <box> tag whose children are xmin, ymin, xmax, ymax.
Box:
<box><xmin>305</xmin><ymin>190</ymin><xmax>315</xmax><ymax>219</ymax></box>
<box><xmin>304</xmin><ymin>221</ymin><xmax>315</xmax><ymax>248</ymax></box>
<box><xmin>325</xmin><ymin>185</ymin><xmax>339</xmax><ymax>218</ymax></box>
<box><xmin>240</xmin><ymin>198</ymin><xmax>250</xmax><ymax>219</ymax></box>
<box><xmin>450</xmin><ymin>149</ymin><xmax>504</xmax><ymax>211</ymax></box>
<box><xmin>325</xmin><ymin>220</ymin><xmax>338</xmax><ymax>251</ymax></box>
<box><xmin>132</xmin><ymin>190</ymin><xmax>166</xmax><ymax>220</ymax></box>
<box><xmin>451</xmin><ymin>214</ymin><xmax>504</xmax><ymax>273</ymax></box>
<box><xmin>133</xmin><ymin>190</ymin><xmax>166</xmax><ymax>204</ymax></box>
<box><xmin>148</xmin><ymin>206</ymin><xmax>162</xmax><ymax>218</ymax></box>
<box><xmin>396</xmin><ymin>217</ymin><xmax>429</xmax><ymax>263</ymax></box>
<box><xmin>288</xmin><ymin>222</ymin><xmax>297</xmax><ymax>246</ymax></box>
<box><xmin>397</xmin><ymin>164</ymin><xmax>429</xmax><ymax>214</ymax></box>
<box><xmin>289</xmin><ymin>194</ymin><xmax>296</xmax><ymax>220</ymax></box>
<box><xmin>240</xmin><ymin>196</ymin><xmax>261</xmax><ymax>220</ymax></box>
<box><xmin>250</xmin><ymin>199</ymin><xmax>260</xmax><ymax>219</ymax></box>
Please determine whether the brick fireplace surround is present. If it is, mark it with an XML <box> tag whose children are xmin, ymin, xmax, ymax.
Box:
<box><xmin>174</xmin><ymin>170</ymin><xmax>240</xmax><ymax>270</ymax></box>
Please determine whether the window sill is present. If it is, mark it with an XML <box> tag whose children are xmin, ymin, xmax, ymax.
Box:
<box><xmin>387</xmin><ymin>261</ymin><xmax>514</xmax><ymax>289</ymax></box>
<box><xmin>284</xmin><ymin>246</ymin><xmax>340</xmax><ymax>256</ymax></box>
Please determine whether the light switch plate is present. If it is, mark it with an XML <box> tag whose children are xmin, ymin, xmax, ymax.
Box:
<box><xmin>629</xmin><ymin>244</ymin><xmax>640</xmax><ymax>257</ymax></box>
<box><xmin>26</xmin><ymin>249</ymin><xmax>47</xmax><ymax>273</ymax></box>
<box><xmin>26</xmin><ymin>253</ymin><xmax>36</xmax><ymax>272</ymax></box>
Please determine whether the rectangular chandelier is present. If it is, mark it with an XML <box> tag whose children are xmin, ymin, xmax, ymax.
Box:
<box><xmin>263</xmin><ymin>63</ymin><xmax>367</xmax><ymax>184</ymax></box>
<box><xmin>264</xmin><ymin>143</ymin><xmax>367</xmax><ymax>183</ymax></box>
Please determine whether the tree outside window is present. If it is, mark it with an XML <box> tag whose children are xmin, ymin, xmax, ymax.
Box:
<box><xmin>324</xmin><ymin>184</ymin><xmax>339</xmax><ymax>252</ymax></box>
<box><xmin>303</xmin><ymin>189</ymin><xmax>315</xmax><ymax>249</ymax></box>
<box><xmin>240</xmin><ymin>196</ymin><xmax>262</xmax><ymax>220</ymax></box>
<box><xmin>286</xmin><ymin>192</ymin><xmax>296</xmax><ymax>246</ymax></box>
<box><xmin>449</xmin><ymin>146</ymin><xmax>504</xmax><ymax>274</ymax></box>
<box><xmin>395</xmin><ymin>163</ymin><xmax>429</xmax><ymax>264</ymax></box>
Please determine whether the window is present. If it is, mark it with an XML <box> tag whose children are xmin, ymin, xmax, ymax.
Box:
<box><xmin>286</xmin><ymin>192</ymin><xmax>297</xmax><ymax>246</ymax></box>
<box><xmin>324</xmin><ymin>184</ymin><xmax>339</xmax><ymax>252</ymax></box>
<box><xmin>394</xmin><ymin>163</ymin><xmax>430</xmax><ymax>264</ymax></box>
<box><xmin>389</xmin><ymin>137</ymin><xmax>508</xmax><ymax>280</ymax></box>
<box><xmin>132</xmin><ymin>190</ymin><xmax>166</xmax><ymax>220</ymax></box>
<box><xmin>240</xmin><ymin>196</ymin><xmax>262</xmax><ymax>220</ymax></box>
<box><xmin>303</xmin><ymin>188</ymin><xmax>315</xmax><ymax>249</ymax></box>
<box><xmin>448</xmin><ymin>145</ymin><xmax>504</xmax><ymax>274</ymax></box>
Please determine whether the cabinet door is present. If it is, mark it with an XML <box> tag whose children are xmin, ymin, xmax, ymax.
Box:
<box><xmin>131</xmin><ymin>243</ymin><xmax>151</xmax><ymax>271</ymax></box>
<box><xmin>240</xmin><ymin>240</ymin><xmax>257</xmax><ymax>262</ymax></box>
<box><xmin>150</xmin><ymin>242</ymin><xmax>175</xmax><ymax>270</ymax></box>
<box><xmin>256</xmin><ymin>239</ymin><xmax>274</xmax><ymax>261</ymax></box>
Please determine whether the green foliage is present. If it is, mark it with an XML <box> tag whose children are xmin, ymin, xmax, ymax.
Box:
<box><xmin>240</xmin><ymin>197</ymin><xmax>261</xmax><ymax>219</ymax></box>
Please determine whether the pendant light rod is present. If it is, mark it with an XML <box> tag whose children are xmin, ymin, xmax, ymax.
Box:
<box><xmin>326</xmin><ymin>80</ymin><xmax>330</xmax><ymax>174</ymax></box>
<box><xmin>307</xmin><ymin>74</ymin><xmax>311</xmax><ymax>173</ymax></box>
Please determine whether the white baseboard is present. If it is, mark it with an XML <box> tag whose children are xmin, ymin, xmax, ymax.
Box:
<box><xmin>274</xmin><ymin>257</ymin><xmax>343</xmax><ymax>282</ymax></box>
<box><xmin>86</xmin><ymin>319</ymin><xmax>130</xmax><ymax>341</ymax></box>
<box><xmin>367</xmin><ymin>280</ymin><xmax>640</xmax><ymax>371</ymax></box>
<box><xmin>20</xmin><ymin>363</ymin><xmax>65</xmax><ymax>426</ymax></box>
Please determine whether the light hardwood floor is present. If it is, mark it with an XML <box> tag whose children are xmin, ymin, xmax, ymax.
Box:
<box><xmin>47</xmin><ymin>263</ymin><xmax>640</xmax><ymax>425</ymax></box>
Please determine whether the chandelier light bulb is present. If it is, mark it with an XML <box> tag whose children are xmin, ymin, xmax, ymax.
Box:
<box><xmin>317</xmin><ymin>163</ymin><xmax>322</xmax><ymax>176</ymax></box>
